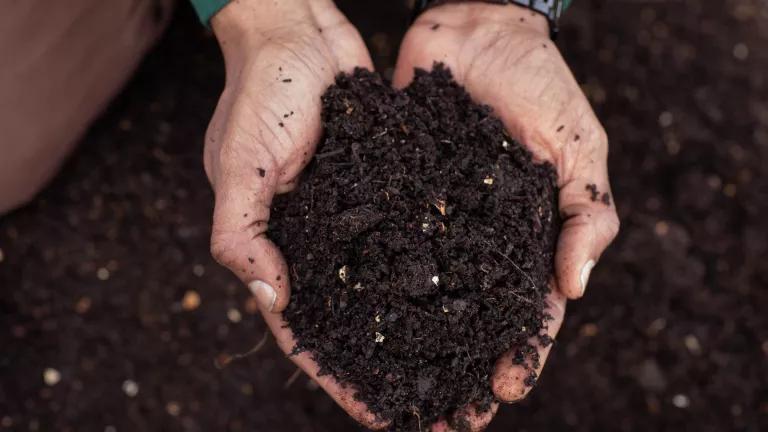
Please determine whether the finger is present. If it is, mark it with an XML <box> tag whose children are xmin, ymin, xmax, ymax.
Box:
<box><xmin>492</xmin><ymin>288</ymin><xmax>566</xmax><ymax>402</ymax></box>
<box><xmin>392</xmin><ymin>24</ymin><xmax>460</xmax><ymax>89</ymax></box>
<box><xmin>555</xmin><ymin>175</ymin><xmax>620</xmax><ymax>299</ymax></box>
<box><xmin>275</xmin><ymin>176</ymin><xmax>299</xmax><ymax>194</ymax></box>
<box><xmin>430</xmin><ymin>402</ymin><xmax>498</xmax><ymax>432</ymax></box>
<box><xmin>310</xmin><ymin>1</ymin><xmax>375</xmax><ymax>72</ymax></box>
<box><xmin>261</xmin><ymin>310</ymin><xmax>389</xmax><ymax>430</ymax></box>
<box><xmin>209</xmin><ymin>144</ymin><xmax>291</xmax><ymax>313</ymax></box>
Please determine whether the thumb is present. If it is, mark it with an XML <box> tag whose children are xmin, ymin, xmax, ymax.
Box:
<box><xmin>209</xmin><ymin>153</ymin><xmax>291</xmax><ymax>313</ymax></box>
<box><xmin>555</xmin><ymin>173</ymin><xmax>620</xmax><ymax>299</ymax></box>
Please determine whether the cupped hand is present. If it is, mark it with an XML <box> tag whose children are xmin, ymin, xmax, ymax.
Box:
<box><xmin>395</xmin><ymin>3</ymin><xmax>620</xmax><ymax>430</ymax></box>
<box><xmin>203</xmin><ymin>0</ymin><xmax>385</xmax><ymax>428</ymax></box>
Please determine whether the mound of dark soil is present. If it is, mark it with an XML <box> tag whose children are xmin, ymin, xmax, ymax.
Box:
<box><xmin>271</xmin><ymin>65</ymin><xmax>559</xmax><ymax>429</ymax></box>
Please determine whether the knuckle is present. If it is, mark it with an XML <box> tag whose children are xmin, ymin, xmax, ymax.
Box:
<box><xmin>210</xmin><ymin>231</ymin><xmax>238</xmax><ymax>268</ymax></box>
<box><xmin>602</xmin><ymin>211</ymin><xmax>621</xmax><ymax>242</ymax></box>
<box><xmin>595</xmin><ymin>125</ymin><xmax>609</xmax><ymax>146</ymax></box>
<box><xmin>203</xmin><ymin>149</ymin><xmax>214</xmax><ymax>183</ymax></box>
<box><xmin>545</xmin><ymin>294</ymin><xmax>567</xmax><ymax>321</ymax></box>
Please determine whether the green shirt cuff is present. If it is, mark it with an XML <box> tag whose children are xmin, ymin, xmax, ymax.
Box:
<box><xmin>190</xmin><ymin>0</ymin><xmax>230</xmax><ymax>27</ymax></box>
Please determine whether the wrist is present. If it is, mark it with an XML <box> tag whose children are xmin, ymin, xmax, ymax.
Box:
<box><xmin>418</xmin><ymin>2</ymin><xmax>549</xmax><ymax>37</ymax></box>
<box><xmin>211</xmin><ymin>0</ymin><xmax>317</xmax><ymax>54</ymax></box>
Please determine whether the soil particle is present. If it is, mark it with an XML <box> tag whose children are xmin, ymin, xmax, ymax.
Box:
<box><xmin>586</xmin><ymin>183</ymin><xmax>599</xmax><ymax>201</ymax></box>
<box><xmin>587</xmin><ymin>184</ymin><xmax>611</xmax><ymax>206</ymax></box>
<box><xmin>601</xmin><ymin>192</ymin><xmax>611</xmax><ymax>206</ymax></box>
<box><xmin>272</xmin><ymin>64</ymin><xmax>560</xmax><ymax>429</ymax></box>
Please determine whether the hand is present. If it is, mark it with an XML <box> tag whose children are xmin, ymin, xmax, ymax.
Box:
<box><xmin>203</xmin><ymin>0</ymin><xmax>384</xmax><ymax>428</ymax></box>
<box><xmin>395</xmin><ymin>3</ymin><xmax>620</xmax><ymax>430</ymax></box>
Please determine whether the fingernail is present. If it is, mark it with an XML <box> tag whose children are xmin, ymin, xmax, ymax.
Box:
<box><xmin>579</xmin><ymin>260</ymin><xmax>595</xmax><ymax>296</ymax></box>
<box><xmin>248</xmin><ymin>280</ymin><xmax>276</xmax><ymax>311</ymax></box>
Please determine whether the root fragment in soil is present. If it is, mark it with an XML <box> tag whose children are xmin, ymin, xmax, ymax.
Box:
<box><xmin>214</xmin><ymin>331</ymin><xmax>270</xmax><ymax>369</ymax></box>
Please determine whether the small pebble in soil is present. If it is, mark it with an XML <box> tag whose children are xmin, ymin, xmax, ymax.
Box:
<box><xmin>74</xmin><ymin>297</ymin><xmax>92</xmax><ymax>314</ymax></box>
<box><xmin>245</xmin><ymin>297</ymin><xmax>260</xmax><ymax>314</ymax></box>
<box><xmin>654</xmin><ymin>220</ymin><xmax>670</xmax><ymax>237</ymax></box>
<box><xmin>43</xmin><ymin>368</ymin><xmax>61</xmax><ymax>386</ymax></box>
<box><xmin>337</xmin><ymin>265</ymin><xmax>349</xmax><ymax>283</ymax></box>
<box><xmin>733</xmin><ymin>43</ymin><xmax>749</xmax><ymax>60</ymax></box>
<box><xmin>181</xmin><ymin>290</ymin><xmax>201</xmax><ymax>311</ymax></box>
<box><xmin>580</xmin><ymin>323</ymin><xmax>599</xmax><ymax>337</ymax></box>
<box><xmin>723</xmin><ymin>183</ymin><xmax>737</xmax><ymax>197</ymax></box>
<box><xmin>658</xmin><ymin>111</ymin><xmax>674</xmax><ymax>127</ymax></box>
<box><xmin>122</xmin><ymin>380</ymin><xmax>139</xmax><ymax>397</ymax></box>
<box><xmin>272</xmin><ymin>64</ymin><xmax>560</xmax><ymax>429</ymax></box>
<box><xmin>646</xmin><ymin>318</ymin><xmax>667</xmax><ymax>336</ymax></box>
<box><xmin>683</xmin><ymin>334</ymin><xmax>702</xmax><ymax>355</ymax></box>
<box><xmin>672</xmin><ymin>394</ymin><xmax>690</xmax><ymax>408</ymax></box>
<box><xmin>166</xmin><ymin>401</ymin><xmax>182</xmax><ymax>416</ymax></box>
<box><xmin>227</xmin><ymin>308</ymin><xmax>242</xmax><ymax>323</ymax></box>
<box><xmin>96</xmin><ymin>267</ymin><xmax>110</xmax><ymax>281</ymax></box>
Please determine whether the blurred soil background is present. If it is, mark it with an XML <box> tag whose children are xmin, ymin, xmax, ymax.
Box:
<box><xmin>1</xmin><ymin>0</ymin><xmax>767</xmax><ymax>431</ymax></box>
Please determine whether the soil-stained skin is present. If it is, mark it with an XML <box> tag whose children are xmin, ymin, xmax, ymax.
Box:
<box><xmin>272</xmin><ymin>65</ymin><xmax>560</xmax><ymax>429</ymax></box>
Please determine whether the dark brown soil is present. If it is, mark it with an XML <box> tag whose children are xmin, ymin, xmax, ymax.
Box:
<box><xmin>272</xmin><ymin>66</ymin><xmax>559</xmax><ymax>428</ymax></box>
<box><xmin>1</xmin><ymin>2</ymin><xmax>767</xmax><ymax>432</ymax></box>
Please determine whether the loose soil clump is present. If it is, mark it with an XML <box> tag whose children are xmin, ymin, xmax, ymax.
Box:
<box><xmin>272</xmin><ymin>65</ymin><xmax>560</xmax><ymax>429</ymax></box>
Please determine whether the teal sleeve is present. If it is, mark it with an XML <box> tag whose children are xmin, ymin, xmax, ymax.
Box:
<box><xmin>190</xmin><ymin>0</ymin><xmax>231</xmax><ymax>27</ymax></box>
<box><xmin>189</xmin><ymin>1</ymin><xmax>572</xmax><ymax>27</ymax></box>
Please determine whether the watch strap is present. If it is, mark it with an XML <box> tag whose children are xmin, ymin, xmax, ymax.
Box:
<box><xmin>413</xmin><ymin>0</ymin><xmax>572</xmax><ymax>39</ymax></box>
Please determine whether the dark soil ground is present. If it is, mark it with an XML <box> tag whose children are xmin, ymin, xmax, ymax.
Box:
<box><xmin>273</xmin><ymin>66</ymin><xmax>559</xmax><ymax>428</ymax></box>
<box><xmin>1</xmin><ymin>1</ymin><xmax>767</xmax><ymax>431</ymax></box>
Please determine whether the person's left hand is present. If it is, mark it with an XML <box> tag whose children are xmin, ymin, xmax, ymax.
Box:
<box><xmin>394</xmin><ymin>3</ymin><xmax>620</xmax><ymax>430</ymax></box>
<box><xmin>204</xmin><ymin>0</ymin><xmax>387</xmax><ymax>428</ymax></box>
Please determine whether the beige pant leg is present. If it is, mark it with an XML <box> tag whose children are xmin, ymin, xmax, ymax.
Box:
<box><xmin>0</xmin><ymin>0</ymin><xmax>174</xmax><ymax>214</ymax></box>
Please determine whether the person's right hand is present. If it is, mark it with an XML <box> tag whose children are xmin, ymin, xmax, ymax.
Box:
<box><xmin>203</xmin><ymin>0</ymin><xmax>385</xmax><ymax>428</ymax></box>
<box><xmin>393</xmin><ymin>3</ymin><xmax>620</xmax><ymax>430</ymax></box>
